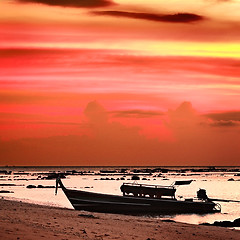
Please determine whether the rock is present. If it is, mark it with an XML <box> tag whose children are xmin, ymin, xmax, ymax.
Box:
<box><xmin>131</xmin><ymin>175</ymin><xmax>140</xmax><ymax>180</ymax></box>
<box><xmin>213</xmin><ymin>221</ymin><xmax>233</xmax><ymax>227</ymax></box>
<box><xmin>201</xmin><ymin>218</ymin><xmax>240</xmax><ymax>227</ymax></box>
<box><xmin>43</xmin><ymin>173</ymin><xmax>66</xmax><ymax>180</ymax></box>
<box><xmin>233</xmin><ymin>218</ymin><xmax>240</xmax><ymax>226</ymax></box>
<box><xmin>199</xmin><ymin>223</ymin><xmax>211</xmax><ymax>226</ymax></box>
<box><xmin>37</xmin><ymin>185</ymin><xmax>55</xmax><ymax>188</ymax></box>
<box><xmin>162</xmin><ymin>219</ymin><xmax>176</xmax><ymax>223</ymax></box>
<box><xmin>100</xmin><ymin>170</ymin><xmax>117</xmax><ymax>173</ymax></box>
<box><xmin>26</xmin><ymin>185</ymin><xmax>36</xmax><ymax>188</ymax></box>
<box><xmin>78</xmin><ymin>214</ymin><xmax>98</xmax><ymax>219</ymax></box>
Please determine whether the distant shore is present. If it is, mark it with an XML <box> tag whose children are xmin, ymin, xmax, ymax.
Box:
<box><xmin>0</xmin><ymin>198</ymin><xmax>239</xmax><ymax>240</ymax></box>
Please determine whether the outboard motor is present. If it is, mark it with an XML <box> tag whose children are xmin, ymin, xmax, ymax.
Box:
<box><xmin>197</xmin><ymin>189</ymin><xmax>209</xmax><ymax>201</ymax></box>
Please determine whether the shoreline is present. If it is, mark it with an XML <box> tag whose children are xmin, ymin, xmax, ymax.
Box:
<box><xmin>0</xmin><ymin>198</ymin><xmax>240</xmax><ymax>240</ymax></box>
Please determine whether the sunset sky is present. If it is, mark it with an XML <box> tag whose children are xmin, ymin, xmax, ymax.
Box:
<box><xmin>0</xmin><ymin>0</ymin><xmax>240</xmax><ymax>166</ymax></box>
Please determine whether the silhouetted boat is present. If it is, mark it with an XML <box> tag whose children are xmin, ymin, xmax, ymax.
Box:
<box><xmin>55</xmin><ymin>178</ymin><xmax>221</xmax><ymax>214</ymax></box>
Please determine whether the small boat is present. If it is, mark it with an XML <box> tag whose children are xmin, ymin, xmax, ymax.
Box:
<box><xmin>55</xmin><ymin>178</ymin><xmax>221</xmax><ymax>214</ymax></box>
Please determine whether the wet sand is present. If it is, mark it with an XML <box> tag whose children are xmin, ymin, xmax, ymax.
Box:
<box><xmin>0</xmin><ymin>198</ymin><xmax>239</xmax><ymax>240</ymax></box>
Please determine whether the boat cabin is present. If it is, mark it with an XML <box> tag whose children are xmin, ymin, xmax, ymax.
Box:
<box><xmin>120</xmin><ymin>183</ymin><xmax>176</xmax><ymax>199</ymax></box>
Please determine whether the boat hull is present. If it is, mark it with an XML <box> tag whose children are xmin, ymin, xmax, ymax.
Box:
<box><xmin>62</xmin><ymin>188</ymin><xmax>219</xmax><ymax>214</ymax></box>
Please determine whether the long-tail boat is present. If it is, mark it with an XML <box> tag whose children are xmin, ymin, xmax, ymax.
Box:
<box><xmin>55</xmin><ymin>178</ymin><xmax>221</xmax><ymax>214</ymax></box>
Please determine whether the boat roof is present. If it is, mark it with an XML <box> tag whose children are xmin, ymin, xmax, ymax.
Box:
<box><xmin>122</xmin><ymin>180</ymin><xmax>193</xmax><ymax>189</ymax></box>
<box><xmin>122</xmin><ymin>182</ymin><xmax>174</xmax><ymax>189</ymax></box>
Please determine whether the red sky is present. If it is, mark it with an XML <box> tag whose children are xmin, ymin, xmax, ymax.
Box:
<box><xmin>0</xmin><ymin>0</ymin><xmax>240</xmax><ymax>166</ymax></box>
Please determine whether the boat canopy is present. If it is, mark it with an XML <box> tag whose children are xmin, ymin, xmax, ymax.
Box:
<box><xmin>120</xmin><ymin>183</ymin><xmax>176</xmax><ymax>199</ymax></box>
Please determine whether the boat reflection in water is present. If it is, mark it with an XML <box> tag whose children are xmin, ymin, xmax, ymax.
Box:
<box><xmin>55</xmin><ymin>178</ymin><xmax>221</xmax><ymax>214</ymax></box>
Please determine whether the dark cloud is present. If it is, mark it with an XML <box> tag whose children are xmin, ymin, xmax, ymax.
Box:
<box><xmin>204</xmin><ymin>111</ymin><xmax>240</xmax><ymax>127</ymax></box>
<box><xmin>209</xmin><ymin>120</ymin><xmax>240</xmax><ymax>127</ymax></box>
<box><xmin>205</xmin><ymin>111</ymin><xmax>240</xmax><ymax>121</ymax></box>
<box><xmin>92</xmin><ymin>10</ymin><xmax>204</xmax><ymax>23</ymax></box>
<box><xmin>17</xmin><ymin>0</ymin><xmax>115</xmax><ymax>8</ymax></box>
<box><xmin>110</xmin><ymin>110</ymin><xmax>164</xmax><ymax>118</ymax></box>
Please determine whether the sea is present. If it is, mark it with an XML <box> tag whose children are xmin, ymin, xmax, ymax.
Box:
<box><xmin>0</xmin><ymin>166</ymin><xmax>240</xmax><ymax>228</ymax></box>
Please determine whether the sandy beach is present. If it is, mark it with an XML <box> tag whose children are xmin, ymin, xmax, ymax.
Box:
<box><xmin>0</xmin><ymin>198</ymin><xmax>239</xmax><ymax>240</ymax></box>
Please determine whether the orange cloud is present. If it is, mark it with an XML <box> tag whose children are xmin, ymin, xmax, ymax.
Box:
<box><xmin>84</xmin><ymin>100</ymin><xmax>108</xmax><ymax>125</ymax></box>
<box><xmin>1</xmin><ymin>101</ymin><xmax>240</xmax><ymax>166</ymax></box>
<box><xmin>1</xmin><ymin>48</ymin><xmax>239</xmax><ymax>90</ymax></box>
<box><xmin>1</xmin><ymin>47</ymin><xmax>240</xmax><ymax>116</ymax></box>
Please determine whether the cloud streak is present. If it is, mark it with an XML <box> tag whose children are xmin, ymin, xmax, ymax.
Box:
<box><xmin>17</xmin><ymin>0</ymin><xmax>115</xmax><ymax>8</ymax></box>
<box><xmin>111</xmin><ymin>110</ymin><xmax>164</xmax><ymax>118</ymax></box>
<box><xmin>92</xmin><ymin>10</ymin><xmax>205</xmax><ymax>23</ymax></box>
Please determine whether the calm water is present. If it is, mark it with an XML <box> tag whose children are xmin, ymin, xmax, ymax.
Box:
<box><xmin>0</xmin><ymin>166</ymin><xmax>240</xmax><ymax>227</ymax></box>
